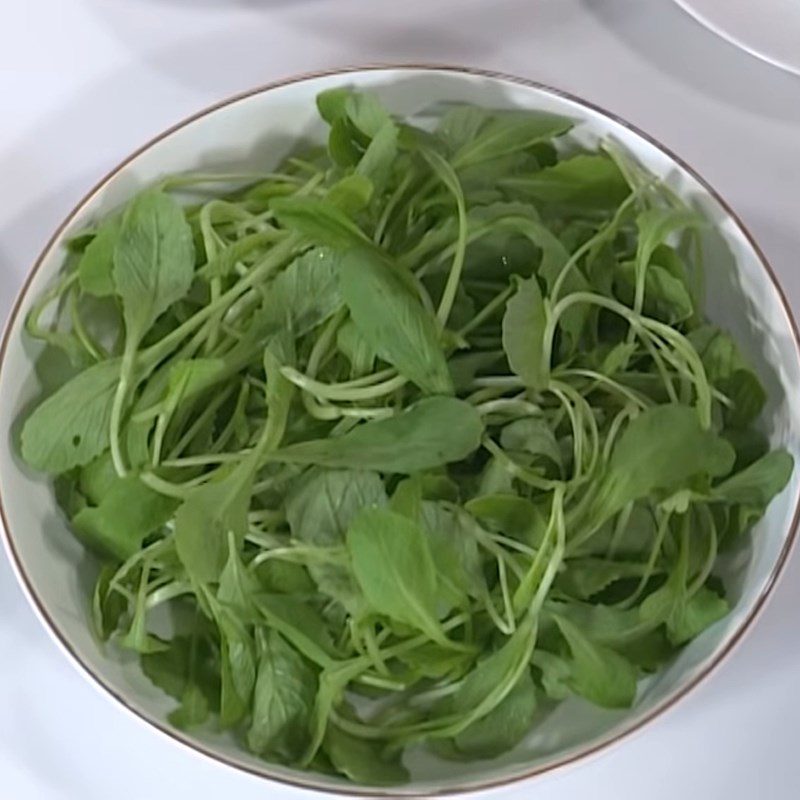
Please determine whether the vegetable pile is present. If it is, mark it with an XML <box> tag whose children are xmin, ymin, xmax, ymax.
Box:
<box><xmin>19</xmin><ymin>88</ymin><xmax>793</xmax><ymax>784</ymax></box>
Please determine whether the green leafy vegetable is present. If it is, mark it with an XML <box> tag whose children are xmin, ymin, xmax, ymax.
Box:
<box><xmin>215</xmin><ymin>602</ymin><xmax>257</xmax><ymax>727</ymax></box>
<box><xmin>337</xmin><ymin>247</ymin><xmax>453</xmax><ymax>395</ymax></box>
<box><xmin>21</xmin><ymin>359</ymin><xmax>120</xmax><ymax>473</ymax></box>
<box><xmin>17</xmin><ymin>87</ymin><xmax>792</xmax><ymax>785</ymax></box>
<box><xmin>585</xmin><ymin>404</ymin><xmax>736</xmax><ymax>527</ymax></box>
<box><xmin>271</xmin><ymin>197</ymin><xmax>369</xmax><ymax>250</ymax></box>
<box><xmin>273</xmin><ymin>397</ymin><xmax>484</xmax><ymax>473</ymax></box>
<box><xmin>259</xmin><ymin>248</ymin><xmax>343</xmax><ymax>336</ymax></box>
<box><xmin>452</xmin><ymin>109</ymin><xmax>573</xmax><ymax>168</ymax></box>
<box><xmin>554</xmin><ymin>615</ymin><xmax>638</xmax><ymax>708</ymax></box>
<box><xmin>502</xmin><ymin>153</ymin><xmax>630</xmax><ymax>210</ymax></box>
<box><xmin>247</xmin><ymin>630</ymin><xmax>317</xmax><ymax>760</ymax></box>
<box><xmin>286</xmin><ymin>468</ymin><xmax>387</xmax><ymax>546</ymax></box>
<box><xmin>450</xmin><ymin>670</ymin><xmax>537</xmax><ymax>758</ymax></box>
<box><xmin>174</xmin><ymin>466</ymin><xmax>253</xmax><ymax>584</ymax></box>
<box><xmin>714</xmin><ymin>450</ymin><xmax>793</xmax><ymax>506</ymax></box>
<box><xmin>347</xmin><ymin>508</ymin><xmax>448</xmax><ymax>644</ymax></box>
<box><xmin>109</xmin><ymin>190</ymin><xmax>195</xmax><ymax>474</ymax></box>
<box><xmin>323</xmin><ymin>727</ymin><xmax>409</xmax><ymax>785</ymax></box>
<box><xmin>72</xmin><ymin>474</ymin><xmax>177</xmax><ymax>560</ymax></box>
<box><xmin>112</xmin><ymin>191</ymin><xmax>195</xmax><ymax>338</ymax></box>
<box><xmin>502</xmin><ymin>275</ymin><xmax>548</xmax><ymax>389</ymax></box>
<box><xmin>78</xmin><ymin>217</ymin><xmax>121</xmax><ymax>297</ymax></box>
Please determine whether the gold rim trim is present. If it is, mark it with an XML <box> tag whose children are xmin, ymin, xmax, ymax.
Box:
<box><xmin>1</xmin><ymin>63</ymin><xmax>799</xmax><ymax>797</ymax></box>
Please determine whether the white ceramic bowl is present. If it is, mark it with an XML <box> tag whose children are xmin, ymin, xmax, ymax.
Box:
<box><xmin>1</xmin><ymin>66</ymin><xmax>799</xmax><ymax>797</ymax></box>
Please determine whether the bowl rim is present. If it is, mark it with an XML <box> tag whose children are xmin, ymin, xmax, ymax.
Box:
<box><xmin>1</xmin><ymin>62</ymin><xmax>799</xmax><ymax>797</ymax></box>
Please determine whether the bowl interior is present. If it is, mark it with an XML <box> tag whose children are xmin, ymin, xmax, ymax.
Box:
<box><xmin>1</xmin><ymin>67</ymin><xmax>799</xmax><ymax>796</ymax></box>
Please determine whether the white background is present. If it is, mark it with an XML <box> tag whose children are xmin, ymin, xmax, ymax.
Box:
<box><xmin>2</xmin><ymin>1</ymin><xmax>800</xmax><ymax>798</ymax></box>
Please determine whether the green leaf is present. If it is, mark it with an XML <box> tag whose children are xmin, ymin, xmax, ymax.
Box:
<box><xmin>465</xmin><ymin>494</ymin><xmax>544</xmax><ymax>544</ymax></box>
<box><xmin>336</xmin><ymin>319</ymin><xmax>377</xmax><ymax>377</ymax></box>
<box><xmin>500</xmin><ymin>416</ymin><xmax>563</xmax><ymax>470</ymax></box>
<box><xmin>420</xmin><ymin>501</ymin><xmax>483</xmax><ymax>609</ymax></box>
<box><xmin>667</xmin><ymin>587</ymin><xmax>729</xmax><ymax>645</ymax></box>
<box><xmin>141</xmin><ymin>634</ymin><xmax>220</xmax><ymax>718</ymax></box>
<box><xmin>635</xmin><ymin>208</ymin><xmax>703</xmax><ymax>275</ymax></box>
<box><xmin>713</xmin><ymin>449</ymin><xmax>793</xmax><ymax>508</ymax></box>
<box><xmin>286</xmin><ymin>468</ymin><xmax>387</xmax><ymax>547</ymax></box>
<box><xmin>347</xmin><ymin>507</ymin><xmax>446</xmax><ymax>643</ymax></box>
<box><xmin>616</xmin><ymin>629</ymin><xmax>675</xmax><ymax>672</ymax></box>
<box><xmin>554</xmin><ymin>615</ymin><xmax>637</xmax><ymax>708</ymax></box>
<box><xmin>502</xmin><ymin>275</ymin><xmax>548</xmax><ymax>390</ymax></box>
<box><xmin>638</xmin><ymin>528</ymin><xmax>729</xmax><ymax>646</ymax></box>
<box><xmin>548</xmin><ymin>601</ymin><xmax>644</xmax><ymax>647</ymax></box>
<box><xmin>255</xmin><ymin>593</ymin><xmax>339</xmax><ymax>666</ymax></box>
<box><xmin>142</xmin><ymin>636</ymin><xmax>194</xmax><ymax>701</ymax></box>
<box><xmin>616</xmin><ymin>261</ymin><xmax>694</xmax><ymax>324</ymax></box>
<box><xmin>645</xmin><ymin>244</ymin><xmax>695</xmax><ymax>322</ymax></box>
<box><xmin>78</xmin><ymin>217</ymin><xmax>121</xmax><ymax>297</ymax></box>
<box><xmin>419</xmin><ymin>472</ymin><xmax>461</xmax><ymax>503</ymax></box>
<box><xmin>255</xmin><ymin>561</ymin><xmax>315</xmax><ymax>595</ymax></box>
<box><xmin>483</xmin><ymin>213</ymin><xmax>590</xmax><ymax>351</ymax></box>
<box><xmin>532</xmin><ymin>650</ymin><xmax>572</xmax><ymax>701</ymax></box>
<box><xmin>572</xmin><ymin>504</ymin><xmax>659</xmax><ymax>560</ymax></box>
<box><xmin>592</xmin><ymin>405</ymin><xmax>735</xmax><ymax>523</ymax></box>
<box><xmin>453</xmin><ymin>109</ymin><xmax>573</xmax><ymax>169</ymax></box>
<box><xmin>91</xmin><ymin>564</ymin><xmax>127</xmax><ymax>640</ymax></box>
<box><xmin>398</xmin><ymin>641</ymin><xmax>472</xmax><ymax>680</ymax></box>
<box><xmin>724</xmin><ymin>373</ymin><xmax>767</xmax><ymax>430</ymax></box>
<box><xmin>451</xmin><ymin>670</ymin><xmax>537</xmax><ymax>758</ymax></box>
<box><xmin>316</xmin><ymin>87</ymin><xmax>351</xmax><ymax>123</ymax></box>
<box><xmin>21</xmin><ymin>358</ymin><xmax>120</xmax><ymax>473</ymax></box>
<box><xmin>477</xmin><ymin>457</ymin><xmax>516</xmax><ymax>496</ymax></box>
<box><xmin>123</xmin><ymin>363</ymin><xmax>175</xmax><ymax>470</ymax></box>
<box><xmin>303</xmin><ymin>658</ymin><xmax>370</xmax><ymax>766</ymax></box>
<box><xmin>502</xmin><ymin>154</ymin><xmax>630</xmax><ymax>210</ymax></box>
<box><xmin>345</xmin><ymin>92</ymin><xmax>393</xmax><ymax>138</ymax></box>
<box><xmin>437</xmin><ymin>616</ymin><xmax>537</xmax><ymax>736</ymax></box>
<box><xmin>247</xmin><ymin>630</ymin><xmax>317</xmax><ymax>761</ymax></box>
<box><xmin>120</xmin><ymin>561</ymin><xmax>168</xmax><ymax>655</ymax></box>
<box><xmin>356</xmin><ymin>120</ymin><xmax>398</xmax><ymax>189</ymax></box>
<box><xmin>285</xmin><ymin>467</ymin><xmax>386</xmax><ymax>613</ymax></box>
<box><xmin>641</xmin><ymin>578</ymin><xmax>729</xmax><ymax>647</ymax></box>
<box><xmin>390</xmin><ymin>475</ymin><xmax>424</xmax><ymax>520</ymax></box>
<box><xmin>271</xmin><ymin>197</ymin><xmax>370</xmax><ymax>250</ymax></box>
<box><xmin>556</xmin><ymin>558</ymin><xmax>654</xmax><ymax>600</ymax></box>
<box><xmin>273</xmin><ymin>397</ymin><xmax>484</xmax><ymax>473</ymax></box>
<box><xmin>72</xmin><ymin>474</ymin><xmax>177</xmax><ymax>561</ymax></box>
<box><xmin>169</xmin><ymin>683</ymin><xmax>210</xmax><ymax>729</ymax></box>
<box><xmin>175</xmin><ymin>343</ymin><xmax>293</xmax><ymax>584</ymax></box>
<box><xmin>472</xmin><ymin>209</ymin><xmax>571</xmax><ymax>288</ymax></box>
<box><xmin>217</xmin><ymin>533</ymin><xmax>259</xmax><ymax>614</ymax></box>
<box><xmin>113</xmin><ymin>191</ymin><xmax>194</xmax><ymax>345</ymax></box>
<box><xmin>328</xmin><ymin>119</ymin><xmax>361</xmax><ymax>167</ymax></box>
<box><xmin>213</xmin><ymin>601</ymin><xmax>257</xmax><ymax>728</ymax></box>
<box><xmin>165</xmin><ymin>358</ymin><xmax>226</xmax><ymax>405</ymax></box>
<box><xmin>323</xmin><ymin>728</ymin><xmax>409</xmax><ymax>785</ymax></box>
<box><xmin>174</xmin><ymin>466</ymin><xmax>253</xmax><ymax>584</ymax></box>
<box><xmin>260</xmin><ymin>335</ymin><xmax>296</xmax><ymax>449</ymax></box>
<box><xmin>601</xmin><ymin>341</ymin><xmax>637</xmax><ymax>375</ymax></box>
<box><xmin>337</xmin><ymin>247</ymin><xmax>453</xmax><ymax>395</ymax></box>
<box><xmin>436</xmin><ymin>105</ymin><xmax>490</xmax><ymax>154</ymax></box>
<box><xmin>304</xmin><ymin>563</ymin><xmax>364</xmax><ymax>619</ymax></box>
<box><xmin>259</xmin><ymin>248</ymin><xmax>343</xmax><ymax>337</ymax></box>
<box><xmin>327</xmin><ymin>174</ymin><xmax>374</xmax><ymax>215</ymax></box>
<box><xmin>689</xmin><ymin>325</ymin><xmax>767</xmax><ymax>428</ymax></box>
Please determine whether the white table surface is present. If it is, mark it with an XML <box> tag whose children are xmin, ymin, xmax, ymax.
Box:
<box><xmin>2</xmin><ymin>1</ymin><xmax>800</xmax><ymax>797</ymax></box>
